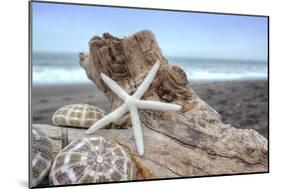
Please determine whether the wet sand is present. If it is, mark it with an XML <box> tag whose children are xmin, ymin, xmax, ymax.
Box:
<box><xmin>32</xmin><ymin>79</ymin><xmax>268</xmax><ymax>138</ymax></box>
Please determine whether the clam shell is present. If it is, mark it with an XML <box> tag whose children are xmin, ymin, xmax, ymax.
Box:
<box><xmin>32</xmin><ymin>127</ymin><xmax>54</xmax><ymax>187</ymax></box>
<box><xmin>52</xmin><ymin>103</ymin><xmax>105</xmax><ymax>128</ymax></box>
<box><xmin>49</xmin><ymin>136</ymin><xmax>135</xmax><ymax>185</ymax></box>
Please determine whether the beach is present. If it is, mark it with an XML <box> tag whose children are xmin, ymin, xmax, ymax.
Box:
<box><xmin>32</xmin><ymin>79</ymin><xmax>268</xmax><ymax>138</ymax></box>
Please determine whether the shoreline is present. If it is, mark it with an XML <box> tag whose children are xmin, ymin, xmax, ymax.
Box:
<box><xmin>32</xmin><ymin>77</ymin><xmax>268</xmax><ymax>86</ymax></box>
<box><xmin>32</xmin><ymin>79</ymin><xmax>268</xmax><ymax>138</ymax></box>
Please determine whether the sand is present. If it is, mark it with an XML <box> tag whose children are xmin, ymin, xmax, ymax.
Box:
<box><xmin>32</xmin><ymin>79</ymin><xmax>268</xmax><ymax>138</ymax></box>
<box><xmin>191</xmin><ymin>80</ymin><xmax>268</xmax><ymax>138</ymax></box>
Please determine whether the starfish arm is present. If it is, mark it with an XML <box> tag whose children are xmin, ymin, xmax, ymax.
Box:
<box><xmin>129</xmin><ymin>105</ymin><xmax>144</xmax><ymax>156</ymax></box>
<box><xmin>86</xmin><ymin>104</ymin><xmax>128</xmax><ymax>134</ymax></box>
<box><xmin>133</xmin><ymin>60</ymin><xmax>160</xmax><ymax>99</ymax></box>
<box><xmin>100</xmin><ymin>73</ymin><xmax>129</xmax><ymax>101</ymax></box>
<box><xmin>136</xmin><ymin>100</ymin><xmax>182</xmax><ymax>111</ymax></box>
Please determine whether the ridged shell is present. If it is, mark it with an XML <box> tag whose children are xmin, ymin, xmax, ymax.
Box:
<box><xmin>32</xmin><ymin>127</ymin><xmax>54</xmax><ymax>187</ymax></box>
<box><xmin>52</xmin><ymin>103</ymin><xmax>105</xmax><ymax>128</ymax></box>
<box><xmin>49</xmin><ymin>136</ymin><xmax>135</xmax><ymax>185</ymax></box>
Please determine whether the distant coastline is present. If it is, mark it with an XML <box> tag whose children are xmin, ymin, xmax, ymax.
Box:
<box><xmin>32</xmin><ymin>52</ymin><xmax>268</xmax><ymax>85</ymax></box>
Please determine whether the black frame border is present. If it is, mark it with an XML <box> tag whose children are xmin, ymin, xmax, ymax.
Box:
<box><xmin>28</xmin><ymin>1</ymin><xmax>270</xmax><ymax>188</ymax></box>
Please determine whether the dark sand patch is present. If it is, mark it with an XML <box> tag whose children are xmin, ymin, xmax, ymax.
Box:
<box><xmin>191</xmin><ymin>79</ymin><xmax>268</xmax><ymax>138</ymax></box>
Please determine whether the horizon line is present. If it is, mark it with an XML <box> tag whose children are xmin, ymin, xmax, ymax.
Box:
<box><xmin>32</xmin><ymin>51</ymin><xmax>267</xmax><ymax>62</ymax></box>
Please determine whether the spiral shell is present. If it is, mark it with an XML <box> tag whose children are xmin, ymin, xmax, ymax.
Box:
<box><xmin>32</xmin><ymin>127</ymin><xmax>54</xmax><ymax>186</ymax></box>
<box><xmin>52</xmin><ymin>104</ymin><xmax>105</xmax><ymax>128</ymax></box>
<box><xmin>49</xmin><ymin>136</ymin><xmax>135</xmax><ymax>185</ymax></box>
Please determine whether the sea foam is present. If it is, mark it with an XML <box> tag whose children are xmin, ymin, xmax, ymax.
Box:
<box><xmin>32</xmin><ymin>52</ymin><xmax>268</xmax><ymax>85</ymax></box>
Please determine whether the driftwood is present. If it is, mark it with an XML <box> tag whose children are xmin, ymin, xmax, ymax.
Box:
<box><xmin>77</xmin><ymin>30</ymin><xmax>268</xmax><ymax>178</ymax></box>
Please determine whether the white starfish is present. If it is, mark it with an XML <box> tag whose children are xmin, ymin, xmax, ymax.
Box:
<box><xmin>86</xmin><ymin>60</ymin><xmax>182</xmax><ymax>155</ymax></box>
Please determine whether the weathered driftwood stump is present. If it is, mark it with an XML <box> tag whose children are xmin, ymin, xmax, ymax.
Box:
<box><xmin>79</xmin><ymin>30</ymin><xmax>268</xmax><ymax>179</ymax></box>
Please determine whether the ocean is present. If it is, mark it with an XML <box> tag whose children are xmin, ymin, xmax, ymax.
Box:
<box><xmin>32</xmin><ymin>52</ymin><xmax>268</xmax><ymax>85</ymax></box>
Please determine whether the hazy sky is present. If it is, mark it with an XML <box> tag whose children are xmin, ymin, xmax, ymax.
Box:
<box><xmin>32</xmin><ymin>2</ymin><xmax>268</xmax><ymax>60</ymax></box>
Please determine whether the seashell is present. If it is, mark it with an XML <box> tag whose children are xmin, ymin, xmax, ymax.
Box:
<box><xmin>32</xmin><ymin>127</ymin><xmax>54</xmax><ymax>187</ymax></box>
<box><xmin>49</xmin><ymin>136</ymin><xmax>135</xmax><ymax>185</ymax></box>
<box><xmin>52</xmin><ymin>103</ymin><xmax>105</xmax><ymax>128</ymax></box>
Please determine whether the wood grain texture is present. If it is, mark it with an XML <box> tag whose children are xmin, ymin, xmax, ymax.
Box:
<box><xmin>38</xmin><ymin>30</ymin><xmax>268</xmax><ymax>180</ymax></box>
